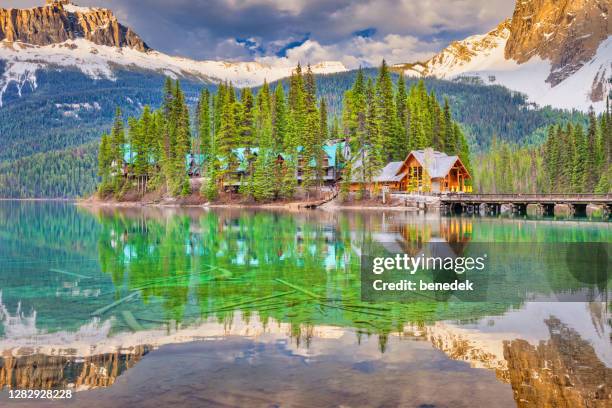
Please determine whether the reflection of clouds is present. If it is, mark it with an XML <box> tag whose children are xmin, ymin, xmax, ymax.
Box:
<box><xmin>1</xmin><ymin>291</ymin><xmax>114</xmax><ymax>356</ymax></box>
<box><xmin>0</xmin><ymin>292</ymin><xmax>37</xmax><ymax>338</ymax></box>
<box><xmin>2</xmin><ymin>301</ymin><xmax>608</xmax><ymax>371</ymax></box>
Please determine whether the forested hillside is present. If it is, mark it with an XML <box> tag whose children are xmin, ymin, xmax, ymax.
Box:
<box><xmin>475</xmin><ymin>106</ymin><xmax>611</xmax><ymax>194</ymax></box>
<box><xmin>0</xmin><ymin>68</ymin><xmax>207</xmax><ymax>163</ymax></box>
<box><xmin>0</xmin><ymin>65</ymin><xmax>590</xmax><ymax>198</ymax></box>
<box><xmin>0</xmin><ymin>143</ymin><xmax>98</xmax><ymax>198</ymax></box>
<box><xmin>279</xmin><ymin>69</ymin><xmax>588</xmax><ymax>149</ymax></box>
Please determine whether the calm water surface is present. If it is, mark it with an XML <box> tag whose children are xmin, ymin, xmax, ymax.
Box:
<box><xmin>0</xmin><ymin>201</ymin><xmax>610</xmax><ymax>407</ymax></box>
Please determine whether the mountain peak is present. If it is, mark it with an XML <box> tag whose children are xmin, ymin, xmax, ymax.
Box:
<box><xmin>0</xmin><ymin>0</ymin><xmax>149</xmax><ymax>52</ymax></box>
<box><xmin>505</xmin><ymin>0</ymin><xmax>611</xmax><ymax>86</ymax></box>
<box><xmin>397</xmin><ymin>0</ymin><xmax>611</xmax><ymax>111</ymax></box>
<box><xmin>393</xmin><ymin>19</ymin><xmax>512</xmax><ymax>78</ymax></box>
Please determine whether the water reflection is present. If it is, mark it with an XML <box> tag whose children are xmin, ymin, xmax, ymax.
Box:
<box><xmin>0</xmin><ymin>347</ymin><xmax>148</xmax><ymax>391</ymax></box>
<box><xmin>0</xmin><ymin>202</ymin><xmax>609</xmax><ymax>407</ymax></box>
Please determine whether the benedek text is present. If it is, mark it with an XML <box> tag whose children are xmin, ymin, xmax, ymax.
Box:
<box><xmin>372</xmin><ymin>280</ymin><xmax>474</xmax><ymax>291</ymax></box>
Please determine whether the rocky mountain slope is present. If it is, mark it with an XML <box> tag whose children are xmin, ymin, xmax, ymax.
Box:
<box><xmin>0</xmin><ymin>0</ymin><xmax>346</xmax><ymax>106</ymax></box>
<box><xmin>396</xmin><ymin>0</ymin><xmax>612</xmax><ymax>111</ymax></box>
<box><xmin>0</xmin><ymin>0</ymin><xmax>148</xmax><ymax>51</ymax></box>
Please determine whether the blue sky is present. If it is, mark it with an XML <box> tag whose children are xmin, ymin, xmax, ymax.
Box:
<box><xmin>3</xmin><ymin>0</ymin><xmax>515</xmax><ymax>68</ymax></box>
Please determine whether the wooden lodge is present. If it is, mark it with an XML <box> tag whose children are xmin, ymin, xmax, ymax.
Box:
<box><xmin>351</xmin><ymin>149</ymin><xmax>472</xmax><ymax>194</ymax></box>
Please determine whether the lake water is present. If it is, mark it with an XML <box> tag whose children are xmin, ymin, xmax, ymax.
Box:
<box><xmin>0</xmin><ymin>201</ymin><xmax>610</xmax><ymax>407</ymax></box>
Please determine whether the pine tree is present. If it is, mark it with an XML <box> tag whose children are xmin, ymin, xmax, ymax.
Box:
<box><xmin>272</xmin><ymin>83</ymin><xmax>288</xmax><ymax>152</ymax></box>
<box><xmin>139</xmin><ymin>106</ymin><xmax>155</xmax><ymax>186</ymax></box>
<box><xmin>595</xmin><ymin>168</ymin><xmax>611</xmax><ymax>193</ymax></box>
<box><xmin>162</xmin><ymin>77</ymin><xmax>174</xmax><ymax>117</ymax></box>
<box><xmin>319</xmin><ymin>98</ymin><xmax>329</xmax><ymax>143</ymax></box>
<box><xmin>441</xmin><ymin>98</ymin><xmax>453</xmax><ymax>152</ymax></box>
<box><xmin>340</xmin><ymin>158</ymin><xmax>352</xmax><ymax>201</ymax></box>
<box><xmin>301</xmin><ymin>65</ymin><xmax>320</xmax><ymax>194</ymax></box>
<box><xmin>197</xmin><ymin>89</ymin><xmax>211</xmax><ymax>156</ymax></box>
<box><xmin>583</xmin><ymin>109</ymin><xmax>599</xmax><ymax>191</ymax></box>
<box><xmin>239</xmin><ymin>87</ymin><xmax>255</xmax><ymax>149</ymax></box>
<box><xmin>205</xmin><ymin>163</ymin><xmax>218</xmax><ymax>201</ymax></box>
<box><xmin>97</xmin><ymin>134</ymin><xmax>112</xmax><ymax>194</ymax></box>
<box><xmin>347</xmin><ymin>68</ymin><xmax>366</xmax><ymax>142</ymax></box>
<box><xmin>375</xmin><ymin>60</ymin><xmax>397</xmax><ymax>161</ymax></box>
<box><xmin>364</xmin><ymin>78</ymin><xmax>382</xmax><ymax>196</ymax></box>
<box><xmin>407</xmin><ymin>82</ymin><xmax>427</xmax><ymax>150</ymax></box>
<box><xmin>455</xmin><ymin>124</ymin><xmax>472</xmax><ymax>180</ymax></box>
<box><xmin>559</xmin><ymin>124</ymin><xmax>574</xmax><ymax>192</ymax></box>
<box><xmin>163</xmin><ymin>80</ymin><xmax>191</xmax><ymax>196</ymax></box>
<box><xmin>280</xmin><ymin>157</ymin><xmax>297</xmax><ymax>199</ymax></box>
<box><xmin>217</xmin><ymin>82</ymin><xmax>239</xmax><ymax>187</ymax></box>
<box><xmin>128</xmin><ymin>116</ymin><xmax>146</xmax><ymax>194</ymax></box>
<box><xmin>252</xmin><ymin>151</ymin><xmax>275</xmax><ymax>201</ymax></box>
<box><xmin>287</xmin><ymin>64</ymin><xmax>305</xmax><ymax>151</ymax></box>
<box><xmin>395</xmin><ymin>73</ymin><xmax>408</xmax><ymax>156</ymax></box>
<box><xmin>571</xmin><ymin>124</ymin><xmax>586</xmax><ymax>193</ymax></box>
<box><xmin>109</xmin><ymin>107</ymin><xmax>126</xmax><ymax>191</ymax></box>
<box><xmin>317</xmin><ymin>98</ymin><xmax>329</xmax><ymax>189</ymax></box>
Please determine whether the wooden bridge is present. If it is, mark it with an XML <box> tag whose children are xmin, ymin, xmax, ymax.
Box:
<box><xmin>440</xmin><ymin>193</ymin><xmax>612</xmax><ymax>217</ymax></box>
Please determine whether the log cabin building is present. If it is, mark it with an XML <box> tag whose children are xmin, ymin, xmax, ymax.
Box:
<box><xmin>351</xmin><ymin>149</ymin><xmax>472</xmax><ymax>193</ymax></box>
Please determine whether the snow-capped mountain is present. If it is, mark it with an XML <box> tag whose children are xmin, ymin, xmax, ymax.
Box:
<box><xmin>0</xmin><ymin>0</ymin><xmax>347</xmax><ymax>106</ymax></box>
<box><xmin>395</xmin><ymin>0</ymin><xmax>611</xmax><ymax>112</ymax></box>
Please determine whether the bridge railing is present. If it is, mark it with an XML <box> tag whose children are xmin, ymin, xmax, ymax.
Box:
<box><xmin>439</xmin><ymin>193</ymin><xmax>612</xmax><ymax>201</ymax></box>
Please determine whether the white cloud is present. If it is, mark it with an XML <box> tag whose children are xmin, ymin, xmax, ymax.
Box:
<box><xmin>224</xmin><ymin>0</ymin><xmax>309</xmax><ymax>14</ymax></box>
<box><xmin>328</xmin><ymin>0</ymin><xmax>515</xmax><ymax>38</ymax></box>
<box><xmin>255</xmin><ymin>35</ymin><xmax>441</xmax><ymax>69</ymax></box>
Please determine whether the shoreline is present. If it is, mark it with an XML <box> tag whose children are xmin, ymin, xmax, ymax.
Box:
<box><xmin>75</xmin><ymin>198</ymin><xmax>422</xmax><ymax>212</ymax></box>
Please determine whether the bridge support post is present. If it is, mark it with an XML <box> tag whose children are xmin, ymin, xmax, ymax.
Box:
<box><xmin>533</xmin><ymin>204</ymin><xmax>543</xmax><ymax>216</ymax></box>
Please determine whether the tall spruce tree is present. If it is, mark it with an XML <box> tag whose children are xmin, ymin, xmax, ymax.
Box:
<box><xmin>97</xmin><ymin>134</ymin><xmax>112</xmax><ymax>194</ymax></box>
<box><xmin>239</xmin><ymin>88</ymin><xmax>255</xmax><ymax>149</ymax></box>
<box><xmin>375</xmin><ymin>60</ymin><xmax>397</xmax><ymax>161</ymax></box>
<box><xmin>583</xmin><ymin>109</ymin><xmax>599</xmax><ymax>191</ymax></box>
<box><xmin>109</xmin><ymin>107</ymin><xmax>126</xmax><ymax>191</ymax></box>
<box><xmin>197</xmin><ymin>89</ymin><xmax>211</xmax><ymax>156</ymax></box>
<box><xmin>395</xmin><ymin>73</ymin><xmax>408</xmax><ymax>156</ymax></box>
<box><xmin>272</xmin><ymin>83</ymin><xmax>288</xmax><ymax>152</ymax></box>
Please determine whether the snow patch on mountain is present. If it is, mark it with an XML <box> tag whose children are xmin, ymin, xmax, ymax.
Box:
<box><xmin>398</xmin><ymin>28</ymin><xmax>611</xmax><ymax>112</ymax></box>
<box><xmin>62</xmin><ymin>4</ymin><xmax>97</xmax><ymax>13</ymax></box>
<box><xmin>445</xmin><ymin>36</ymin><xmax>611</xmax><ymax>112</ymax></box>
<box><xmin>400</xmin><ymin>20</ymin><xmax>513</xmax><ymax>78</ymax></box>
<box><xmin>0</xmin><ymin>39</ymin><xmax>347</xmax><ymax>106</ymax></box>
<box><xmin>55</xmin><ymin>102</ymin><xmax>101</xmax><ymax>119</ymax></box>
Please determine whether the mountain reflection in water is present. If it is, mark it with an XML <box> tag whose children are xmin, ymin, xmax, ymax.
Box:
<box><xmin>0</xmin><ymin>202</ymin><xmax>609</xmax><ymax>407</ymax></box>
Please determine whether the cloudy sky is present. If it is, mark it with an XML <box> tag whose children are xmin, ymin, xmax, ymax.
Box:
<box><xmin>2</xmin><ymin>0</ymin><xmax>515</xmax><ymax>68</ymax></box>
